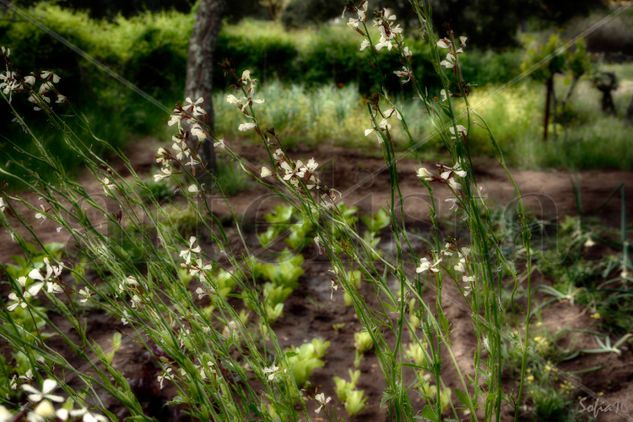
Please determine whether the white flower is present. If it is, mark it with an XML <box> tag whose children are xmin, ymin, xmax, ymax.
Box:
<box><xmin>416</xmin><ymin>257</ymin><xmax>441</xmax><ymax>274</ymax></box>
<box><xmin>437</xmin><ymin>38</ymin><xmax>450</xmax><ymax>49</ymax></box>
<box><xmin>187</xmin><ymin>184</ymin><xmax>199</xmax><ymax>194</ymax></box>
<box><xmin>0</xmin><ymin>405</ymin><xmax>12</xmax><ymax>421</ymax></box>
<box><xmin>314</xmin><ymin>392</ymin><xmax>332</xmax><ymax>414</ymax></box>
<box><xmin>241</xmin><ymin>70</ymin><xmax>252</xmax><ymax>82</ymax></box>
<box><xmin>260</xmin><ymin>166</ymin><xmax>272</xmax><ymax>178</ymax></box>
<box><xmin>78</xmin><ymin>287</ymin><xmax>92</xmax><ymax>303</ymax></box>
<box><xmin>440</xmin><ymin>53</ymin><xmax>456</xmax><ymax>69</ymax></box>
<box><xmin>226</xmin><ymin>94</ymin><xmax>241</xmax><ymax>105</ymax></box>
<box><xmin>69</xmin><ymin>408</ymin><xmax>108</xmax><ymax>422</ymax></box>
<box><xmin>153</xmin><ymin>166</ymin><xmax>172</xmax><ymax>182</ymax></box>
<box><xmin>40</xmin><ymin>71</ymin><xmax>60</xmax><ymax>84</ymax></box>
<box><xmin>238</xmin><ymin>122</ymin><xmax>256</xmax><ymax>132</ymax></box>
<box><xmin>101</xmin><ymin>177</ymin><xmax>115</xmax><ymax>195</ymax></box>
<box><xmin>190</xmin><ymin>124</ymin><xmax>207</xmax><ymax>141</ymax></box>
<box><xmin>184</xmin><ymin>97</ymin><xmax>206</xmax><ymax>117</ymax></box>
<box><xmin>214</xmin><ymin>138</ymin><xmax>225</xmax><ymax>149</ymax></box>
<box><xmin>360</xmin><ymin>39</ymin><xmax>370</xmax><ymax>51</ymax></box>
<box><xmin>22</xmin><ymin>379</ymin><xmax>64</xmax><ymax>403</ymax></box>
<box><xmin>0</xmin><ymin>197</ymin><xmax>6</xmax><ymax>213</ymax></box>
<box><xmin>459</xmin><ymin>36</ymin><xmax>468</xmax><ymax>47</ymax></box>
<box><xmin>378</xmin><ymin>118</ymin><xmax>391</xmax><ymax>131</ymax></box>
<box><xmin>584</xmin><ymin>237</ymin><xmax>595</xmax><ymax>248</ymax></box>
<box><xmin>180</xmin><ymin>236</ymin><xmax>202</xmax><ymax>266</ymax></box>
<box><xmin>263</xmin><ymin>364</ymin><xmax>279</xmax><ymax>381</ymax></box>
<box><xmin>403</xmin><ymin>46</ymin><xmax>413</xmax><ymax>57</ymax></box>
<box><xmin>364</xmin><ymin>128</ymin><xmax>374</xmax><ymax>137</ymax></box>
<box><xmin>454</xmin><ymin>258</ymin><xmax>466</xmax><ymax>273</ymax></box>
<box><xmin>416</xmin><ymin>167</ymin><xmax>433</xmax><ymax>181</ymax></box>
<box><xmin>305</xmin><ymin>158</ymin><xmax>318</xmax><ymax>172</ymax></box>
<box><xmin>24</xmin><ymin>75</ymin><xmax>36</xmax><ymax>86</ymax></box>
<box><xmin>449</xmin><ymin>125</ymin><xmax>467</xmax><ymax>138</ymax></box>
<box><xmin>440</xmin><ymin>89</ymin><xmax>448</xmax><ymax>102</ymax></box>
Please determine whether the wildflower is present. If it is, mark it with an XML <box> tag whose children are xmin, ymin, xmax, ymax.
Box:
<box><xmin>183</xmin><ymin>97</ymin><xmax>206</xmax><ymax>117</ymax></box>
<box><xmin>187</xmin><ymin>184</ymin><xmax>199</xmax><ymax>194</ymax></box>
<box><xmin>0</xmin><ymin>405</ymin><xmax>12</xmax><ymax>421</ymax></box>
<box><xmin>359</xmin><ymin>39</ymin><xmax>370</xmax><ymax>51</ymax></box>
<box><xmin>157</xmin><ymin>367</ymin><xmax>174</xmax><ymax>390</ymax></box>
<box><xmin>180</xmin><ymin>236</ymin><xmax>202</xmax><ymax>266</ymax></box>
<box><xmin>78</xmin><ymin>287</ymin><xmax>92</xmax><ymax>303</ymax></box>
<box><xmin>190</xmin><ymin>123</ymin><xmax>207</xmax><ymax>141</ymax></box>
<box><xmin>416</xmin><ymin>167</ymin><xmax>433</xmax><ymax>181</ymax></box>
<box><xmin>153</xmin><ymin>166</ymin><xmax>172</xmax><ymax>182</ymax></box>
<box><xmin>260</xmin><ymin>166</ymin><xmax>272</xmax><ymax>178</ymax></box>
<box><xmin>584</xmin><ymin>237</ymin><xmax>595</xmax><ymax>248</ymax></box>
<box><xmin>454</xmin><ymin>257</ymin><xmax>466</xmax><ymax>273</ymax></box>
<box><xmin>40</xmin><ymin>71</ymin><xmax>60</xmax><ymax>84</ymax></box>
<box><xmin>7</xmin><ymin>292</ymin><xmax>29</xmax><ymax>311</ymax></box>
<box><xmin>226</xmin><ymin>94</ymin><xmax>240</xmax><ymax>105</ymax></box>
<box><xmin>64</xmin><ymin>408</ymin><xmax>107</xmax><ymax>422</ymax></box>
<box><xmin>437</xmin><ymin>38</ymin><xmax>451</xmax><ymax>49</ymax></box>
<box><xmin>0</xmin><ymin>197</ymin><xmax>6</xmax><ymax>213</ymax></box>
<box><xmin>591</xmin><ymin>311</ymin><xmax>601</xmax><ymax>320</ymax></box>
<box><xmin>238</xmin><ymin>122</ymin><xmax>256</xmax><ymax>132</ymax></box>
<box><xmin>121</xmin><ymin>310</ymin><xmax>130</xmax><ymax>326</ymax></box>
<box><xmin>416</xmin><ymin>257</ymin><xmax>441</xmax><ymax>274</ymax></box>
<box><xmin>440</xmin><ymin>162</ymin><xmax>467</xmax><ymax>180</ymax></box>
<box><xmin>28</xmin><ymin>258</ymin><xmax>64</xmax><ymax>295</ymax></box>
<box><xmin>347</xmin><ymin>1</ymin><xmax>368</xmax><ymax>29</ymax></box>
<box><xmin>314</xmin><ymin>392</ymin><xmax>332</xmax><ymax>414</ymax></box>
<box><xmin>403</xmin><ymin>46</ymin><xmax>412</xmax><ymax>57</ymax></box>
<box><xmin>214</xmin><ymin>138</ymin><xmax>225</xmax><ymax>149</ymax></box>
<box><xmin>22</xmin><ymin>379</ymin><xmax>64</xmax><ymax>403</ymax></box>
<box><xmin>101</xmin><ymin>177</ymin><xmax>115</xmax><ymax>195</ymax></box>
<box><xmin>263</xmin><ymin>364</ymin><xmax>279</xmax><ymax>381</ymax></box>
<box><xmin>449</xmin><ymin>125</ymin><xmax>468</xmax><ymax>139</ymax></box>
<box><xmin>394</xmin><ymin>66</ymin><xmax>412</xmax><ymax>83</ymax></box>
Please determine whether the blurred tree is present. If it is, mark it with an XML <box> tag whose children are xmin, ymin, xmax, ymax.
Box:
<box><xmin>521</xmin><ymin>35</ymin><xmax>590</xmax><ymax>140</ymax></box>
<box><xmin>593</xmin><ymin>72</ymin><xmax>618</xmax><ymax>115</ymax></box>
<box><xmin>185</xmin><ymin>0</ymin><xmax>225</xmax><ymax>176</ymax></box>
<box><xmin>518</xmin><ymin>0</ymin><xmax>606</xmax><ymax>24</ymax></box>
<box><xmin>260</xmin><ymin>0</ymin><xmax>290</xmax><ymax>21</ymax></box>
<box><xmin>281</xmin><ymin>0</ymin><xmax>346</xmax><ymax>27</ymax></box>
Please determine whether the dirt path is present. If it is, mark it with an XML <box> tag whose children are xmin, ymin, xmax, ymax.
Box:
<box><xmin>2</xmin><ymin>138</ymin><xmax>631</xmax><ymax>263</ymax></box>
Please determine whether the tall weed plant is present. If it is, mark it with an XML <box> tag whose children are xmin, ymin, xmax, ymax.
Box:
<box><xmin>0</xmin><ymin>1</ymin><xmax>535</xmax><ymax>421</ymax></box>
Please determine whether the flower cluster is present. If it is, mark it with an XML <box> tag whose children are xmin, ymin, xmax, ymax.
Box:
<box><xmin>372</xmin><ymin>8</ymin><xmax>403</xmax><ymax>52</ymax></box>
<box><xmin>364</xmin><ymin>107</ymin><xmax>402</xmax><ymax>144</ymax></box>
<box><xmin>437</xmin><ymin>36</ymin><xmax>467</xmax><ymax>69</ymax></box>
<box><xmin>1</xmin><ymin>47</ymin><xmax>66</xmax><ymax>110</ymax></box>
<box><xmin>155</xmin><ymin>96</ymin><xmax>214</xmax><ymax>182</ymax></box>
<box><xmin>2</xmin><ymin>379</ymin><xmax>108</xmax><ymax>422</ymax></box>
<box><xmin>179</xmin><ymin>236</ymin><xmax>212</xmax><ymax>282</ymax></box>
<box><xmin>7</xmin><ymin>259</ymin><xmax>64</xmax><ymax>311</ymax></box>
<box><xmin>226</xmin><ymin>70</ymin><xmax>263</xmax><ymax>133</ymax></box>
<box><xmin>262</xmin><ymin>149</ymin><xmax>321</xmax><ymax>191</ymax></box>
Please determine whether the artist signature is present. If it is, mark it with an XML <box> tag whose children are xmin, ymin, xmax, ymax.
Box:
<box><xmin>579</xmin><ymin>396</ymin><xmax>629</xmax><ymax>417</ymax></box>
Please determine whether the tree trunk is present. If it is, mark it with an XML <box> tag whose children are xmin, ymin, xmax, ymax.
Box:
<box><xmin>543</xmin><ymin>75</ymin><xmax>554</xmax><ymax>141</ymax></box>
<box><xmin>185</xmin><ymin>0</ymin><xmax>225</xmax><ymax>179</ymax></box>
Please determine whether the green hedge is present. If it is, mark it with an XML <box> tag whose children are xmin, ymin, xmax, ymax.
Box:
<box><xmin>1</xmin><ymin>5</ymin><xmax>521</xmax><ymax>98</ymax></box>
<box><xmin>0</xmin><ymin>4</ymin><xmax>521</xmax><ymax>184</ymax></box>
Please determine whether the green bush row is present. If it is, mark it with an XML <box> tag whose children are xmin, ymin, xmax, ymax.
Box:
<box><xmin>1</xmin><ymin>4</ymin><xmax>522</xmax><ymax>99</ymax></box>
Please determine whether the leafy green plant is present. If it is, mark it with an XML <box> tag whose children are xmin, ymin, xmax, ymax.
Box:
<box><xmin>285</xmin><ymin>338</ymin><xmax>329</xmax><ymax>386</ymax></box>
<box><xmin>333</xmin><ymin>369</ymin><xmax>367</xmax><ymax>416</ymax></box>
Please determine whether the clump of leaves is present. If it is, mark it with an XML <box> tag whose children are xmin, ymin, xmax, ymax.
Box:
<box><xmin>285</xmin><ymin>338</ymin><xmax>329</xmax><ymax>386</ymax></box>
<box><xmin>343</xmin><ymin>270</ymin><xmax>361</xmax><ymax>307</ymax></box>
<box><xmin>250</xmin><ymin>249</ymin><xmax>304</xmax><ymax>321</ymax></box>
<box><xmin>353</xmin><ymin>330</ymin><xmax>373</xmax><ymax>367</ymax></box>
<box><xmin>333</xmin><ymin>369</ymin><xmax>367</xmax><ymax>416</ymax></box>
